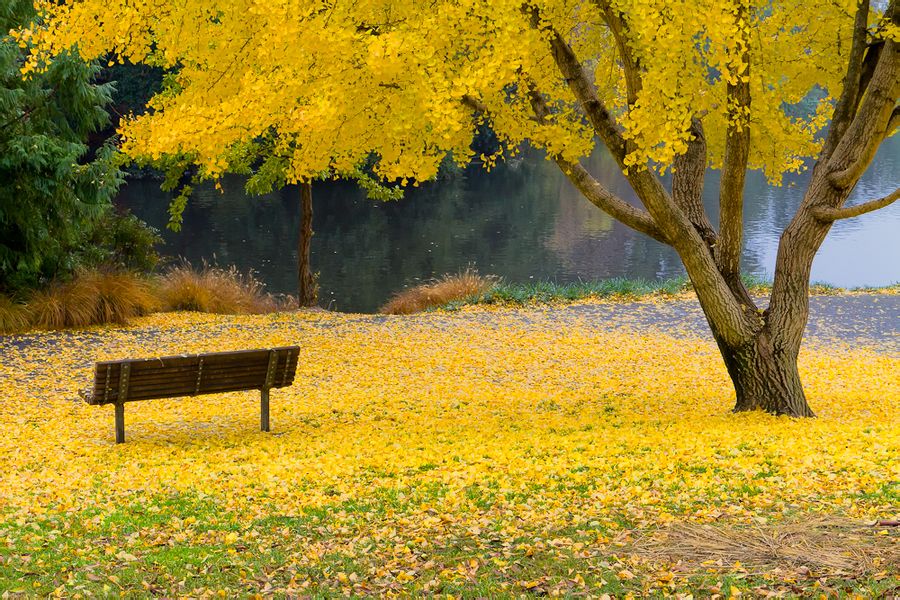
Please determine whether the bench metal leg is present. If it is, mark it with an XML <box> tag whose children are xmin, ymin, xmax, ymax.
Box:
<box><xmin>114</xmin><ymin>402</ymin><xmax>125</xmax><ymax>444</ymax></box>
<box><xmin>260</xmin><ymin>388</ymin><xmax>270</xmax><ymax>432</ymax></box>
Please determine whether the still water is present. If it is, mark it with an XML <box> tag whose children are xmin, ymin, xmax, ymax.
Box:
<box><xmin>116</xmin><ymin>137</ymin><xmax>900</xmax><ymax>313</ymax></box>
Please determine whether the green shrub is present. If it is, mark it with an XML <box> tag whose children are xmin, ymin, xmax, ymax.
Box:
<box><xmin>0</xmin><ymin>1</ymin><xmax>123</xmax><ymax>292</ymax></box>
<box><xmin>84</xmin><ymin>209</ymin><xmax>162</xmax><ymax>273</ymax></box>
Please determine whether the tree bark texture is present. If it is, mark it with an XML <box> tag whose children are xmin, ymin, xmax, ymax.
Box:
<box><xmin>708</xmin><ymin>321</ymin><xmax>813</xmax><ymax>417</ymax></box>
<box><xmin>298</xmin><ymin>183</ymin><xmax>317</xmax><ymax>308</ymax></box>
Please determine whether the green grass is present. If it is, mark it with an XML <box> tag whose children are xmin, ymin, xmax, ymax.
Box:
<box><xmin>436</xmin><ymin>276</ymin><xmax>899</xmax><ymax>310</ymax></box>
<box><xmin>1</xmin><ymin>489</ymin><xmax>895</xmax><ymax>597</ymax></box>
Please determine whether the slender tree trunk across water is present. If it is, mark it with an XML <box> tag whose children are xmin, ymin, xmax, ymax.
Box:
<box><xmin>298</xmin><ymin>182</ymin><xmax>317</xmax><ymax>307</ymax></box>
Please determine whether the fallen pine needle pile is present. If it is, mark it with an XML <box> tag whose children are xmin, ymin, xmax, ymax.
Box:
<box><xmin>631</xmin><ymin>516</ymin><xmax>898</xmax><ymax>575</ymax></box>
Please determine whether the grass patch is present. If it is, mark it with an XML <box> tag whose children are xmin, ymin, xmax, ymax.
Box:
<box><xmin>437</xmin><ymin>275</ymin><xmax>899</xmax><ymax>310</ymax></box>
<box><xmin>439</xmin><ymin>276</ymin><xmax>694</xmax><ymax>310</ymax></box>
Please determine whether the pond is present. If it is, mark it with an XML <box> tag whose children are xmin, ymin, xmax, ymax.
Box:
<box><xmin>116</xmin><ymin>137</ymin><xmax>900</xmax><ymax>313</ymax></box>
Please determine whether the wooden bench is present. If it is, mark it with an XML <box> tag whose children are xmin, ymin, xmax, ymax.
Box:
<box><xmin>84</xmin><ymin>347</ymin><xmax>300</xmax><ymax>443</ymax></box>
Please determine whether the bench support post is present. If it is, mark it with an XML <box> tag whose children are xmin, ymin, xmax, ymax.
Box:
<box><xmin>260</xmin><ymin>388</ymin><xmax>270</xmax><ymax>432</ymax></box>
<box><xmin>114</xmin><ymin>402</ymin><xmax>125</xmax><ymax>444</ymax></box>
<box><xmin>260</xmin><ymin>349</ymin><xmax>278</xmax><ymax>433</ymax></box>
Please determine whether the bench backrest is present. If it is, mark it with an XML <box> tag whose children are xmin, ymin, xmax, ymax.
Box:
<box><xmin>87</xmin><ymin>346</ymin><xmax>300</xmax><ymax>405</ymax></box>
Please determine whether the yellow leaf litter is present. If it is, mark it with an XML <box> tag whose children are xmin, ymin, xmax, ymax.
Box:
<box><xmin>0</xmin><ymin>301</ymin><xmax>896</xmax><ymax>596</ymax></box>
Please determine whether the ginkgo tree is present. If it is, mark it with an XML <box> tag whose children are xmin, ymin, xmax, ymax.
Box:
<box><xmin>23</xmin><ymin>0</ymin><xmax>898</xmax><ymax>416</ymax></box>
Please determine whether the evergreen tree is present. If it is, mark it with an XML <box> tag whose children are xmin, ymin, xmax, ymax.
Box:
<box><xmin>0</xmin><ymin>0</ymin><xmax>122</xmax><ymax>292</ymax></box>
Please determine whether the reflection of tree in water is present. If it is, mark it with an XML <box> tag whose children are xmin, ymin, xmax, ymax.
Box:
<box><xmin>116</xmin><ymin>136</ymin><xmax>899</xmax><ymax>312</ymax></box>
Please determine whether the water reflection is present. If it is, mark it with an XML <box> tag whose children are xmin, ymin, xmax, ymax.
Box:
<box><xmin>116</xmin><ymin>136</ymin><xmax>899</xmax><ymax>312</ymax></box>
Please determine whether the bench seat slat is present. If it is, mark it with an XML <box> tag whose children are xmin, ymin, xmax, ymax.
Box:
<box><xmin>130</xmin><ymin>359</ymin><xmax>270</xmax><ymax>376</ymax></box>
<box><xmin>87</xmin><ymin>347</ymin><xmax>300</xmax><ymax>406</ymax></box>
<box><xmin>93</xmin><ymin>372</ymin><xmax>296</xmax><ymax>404</ymax></box>
<box><xmin>96</xmin><ymin>366</ymin><xmax>273</xmax><ymax>388</ymax></box>
<box><xmin>102</xmin><ymin>365</ymin><xmax>296</xmax><ymax>389</ymax></box>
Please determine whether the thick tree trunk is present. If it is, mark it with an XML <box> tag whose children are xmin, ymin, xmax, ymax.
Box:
<box><xmin>711</xmin><ymin>329</ymin><xmax>813</xmax><ymax>417</ymax></box>
<box><xmin>298</xmin><ymin>182</ymin><xmax>317</xmax><ymax>307</ymax></box>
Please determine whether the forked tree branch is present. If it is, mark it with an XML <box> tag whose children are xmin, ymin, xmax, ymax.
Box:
<box><xmin>826</xmin><ymin>2</ymin><xmax>899</xmax><ymax>189</ymax></box>
<box><xmin>828</xmin><ymin>100</ymin><xmax>899</xmax><ymax>188</ymax></box>
<box><xmin>811</xmin><ymin>187</ymin><xmax>899</xmax><ymax>221</ymax></box>
<box><xmin>589</xmin><ymin>2</ymin><xmax>717</xmax><ymax>248</ymax></box>
<box><xmin>769</xmin><ymin>7</ymin><xmax>899</xmax><ymax>345</ymax></box>
<box><xmin>528</xmin><ymin>9</ymin><xmax>760</xmax><ymax>343</ymax></box>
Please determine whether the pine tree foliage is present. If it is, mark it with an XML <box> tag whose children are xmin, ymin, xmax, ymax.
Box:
<box><xmin>0</xmin><ymin>0</ymin><xmax>122</xmax><ymax>291</ymax></box>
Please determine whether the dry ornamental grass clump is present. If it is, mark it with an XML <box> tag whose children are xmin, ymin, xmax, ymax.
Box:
<box><xmin>26</xmin><ymin>270</ymin><xmax>158</xmax><ymax>330</ymax></box>
<box><xmin>0</xmin><ymin>264</ymin><xmax>288</xmax><ymax>335</ymax></box>
<box><xmin>157</xmin><ymin>263</ymin><xmax>280</xmax><ymax>314</ymax></box>
<box><xmin>0</xmin><ymin>294</ymin><xmax>30</xmax><ymax>334</ymax></box>
<box><xmin>380</xmin><ymin>269</ymin><xmax>496</xmax><ymax>314</ymax></box>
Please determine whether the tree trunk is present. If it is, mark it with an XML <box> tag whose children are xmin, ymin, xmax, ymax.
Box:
<box><xmin>298</xmin><ymin>182</ymin><xmax>317</xmax><ymax>307</ymax></box>
<box><xmin>711</xmin><ymin>329</ymin><xmax>814</xmax><ymax>417</ymax></box>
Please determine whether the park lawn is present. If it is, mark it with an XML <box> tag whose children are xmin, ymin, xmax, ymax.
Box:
<box><xmin>0</xmin><ymin>304</ymin><xmax>897</xmax><ymax>597</ymax></box>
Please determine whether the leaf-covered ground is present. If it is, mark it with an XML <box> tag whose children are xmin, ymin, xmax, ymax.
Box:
<box><xmin>0</xmin><ymin>298</ymin><xmax>897</xmax><ymax>597</ymax></box>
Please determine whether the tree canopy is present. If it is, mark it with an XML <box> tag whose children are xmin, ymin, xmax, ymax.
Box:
<box><xmin>25</xmin><ymin>0</ymin><xmax>893</xmax><ymax>184</ymax></box>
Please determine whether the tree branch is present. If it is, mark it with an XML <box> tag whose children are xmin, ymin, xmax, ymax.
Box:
<box><xmin>822</xmin><ymin>0</ymin><xmax>871</xmax><ymax>160</ymax></box>
<box><xmin>716</xmin><ymin>1</ymin><xmax>752</xmax><ymax>284</ymax></box>
<box><xmin>525</xmin><ymin>7</ymin><xmax>628</xmax><ymax>162</ymax></box>
<box><xmin>591</xmin><ymin>0</ymin><xmax>642</xmax><ymax>106</ymax></box>
<box><xmin>886</xmin><ymin>105</ymin><xmax>900</xmax><ymax>136</ymax></box>
<box><xmin>811</xmin><ymin>187</ymin><xmax>899</xmax><ymax>221</ymax></box>
<box><xmin>827</xmin><ymin>50</ymin><xmax>900</xmax><ymax>187</ymax></box>
<box><xmin>525</xmin><ymin>88</ymin><xmax>668</xmax><ymax>243</ymax></box>
<box><xmin>672</xmin><ymin>118</ymin><xmax>718</xmax><ymax>248</ymax></box>
<box><xmin>556</xmin><ymin>158</ymin><xmax>670</xmax><ymax>243</ymax></box>
<box><xmin>857</xmin><ymin>40</ymin><xmax>884</xmax><ymax>106</ymax></box>
<box><xmin>462</xmin><ymin>91</ymin><xmax>667</xmax><ymax>243</ymax></box>
<box><xmin>461</xmin><ymin>94</ymin><xmax>488</xmax><ymax>114</ymax></box>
